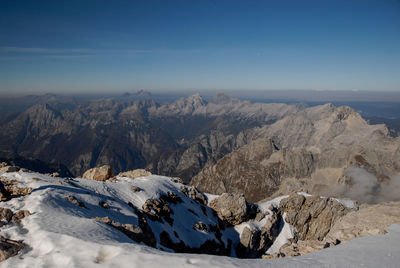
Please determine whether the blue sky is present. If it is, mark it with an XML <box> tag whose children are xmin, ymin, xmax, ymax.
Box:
<box><xmin>0</xmin><ymin>0</ymin><xmax>399</xmax><ymax>94</ymax></box>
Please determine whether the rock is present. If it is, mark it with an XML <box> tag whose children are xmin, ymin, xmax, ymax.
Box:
<box><xmin>189</xmin><ymin>187</ymin><xmax>208</xmax><ymax>205</ymax></box>
<box><xmin>0</xmin><ymin>208</ymin><xmax>13</xmax><ymax>222</ymax></box>
<box><xmin>93</xmin><ymin>215</ymin><xmax>156</xmax><ymax>248</ymax></box>
<box><xmin>11</xmin><ymin>210</ymin><xmax>30</xmax><ymax>223</ymax></box>
<box><xmin>131</xmin><ymin>185</ymin><xmax>142</xmax><ymax>192</ymax></box>
<box><xmin>236</xmin><ymin>227</ymin><xmax>262</xmax><ymax>258</ymax></box>
<box><xmin>82</xmin><ymin>165</ymin><xmax>113</xmax><ymax>181</ymax></box>
<box><xmin>0</xmin><ymin>235</ymin><xmax>24</xmax><ymax>262</ymax></box>
<box><xmin>272</xmin><ymin>240</ymin><xmax>332</xmax><ymax>258</ymax></box>
<box><xmin>98</xmin><ymin>201</ymin><xmax>110</xmax><ymax>209</ymax></box>
<box><xmin>142</xmin><ymin>199</ymin><xmax>172</xmax><ymax>223</ymax></box>
<box><xmin>279</xmin><ymin>194</ymin><xmax>352</xmax><ymax>241</ymax></box>
<box><xmin>325</xmin><ymin>201</ymin><xmax>400</xmax><ymax>243</ymax></box>
<box><xmin>180</xmin><ymin>186</ymin><xmax>207</xmax><ymax>205</ymax></box>
<box><xmin>210</xmin><ymin>193</ymin><xmax>253</xmax><ymax>225</ymax></box>
<box><xmin>0</xmin><ymin>182</ymin><xmax>10</xmax><ymax>201</ymax></box>
<box><xmin>66</xmin><ymin>195</ymin><xmax>86</xmax><ymax>208</ymax></box>
<box><xmin>0</xmin><ymin>166</ymin><xmax>20</xmax><ymax>173</ymax></box>
<box><xmin>193</xmin><ymin>222</ymin><xmax>208</xmax><ymax>232</ymax></box>
<box><xmin>117</xmin><ymin>169</ymin><xmax>151</xmax><ymax>178</ymax></box>
<box><xmin>160</xmin><ymin>192</ymin><xmax>182</xmax><ymax>204</ymax></box>
<box><xmin>171</xmin><ymin>177</ymin><xmax>184</xmax><ymax>184</ymax></box>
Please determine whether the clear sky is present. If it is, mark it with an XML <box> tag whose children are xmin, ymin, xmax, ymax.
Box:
<box><xmin>0</xmin><ymin>0</ymin><xmax>399</xmax><ymax>94</ymax></box>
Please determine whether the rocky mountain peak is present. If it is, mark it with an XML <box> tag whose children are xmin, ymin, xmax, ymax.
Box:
<box><xmin>212</xmin><ymin>92</ymin><xmax>232</xmax><ymax>104</ymax></box>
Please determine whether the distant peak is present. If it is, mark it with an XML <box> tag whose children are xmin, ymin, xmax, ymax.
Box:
<box><xmin>135</xmin><ymin>90</ymin><xmax>152</xmax><ymax>97</ymax></box>
<box><xmin>213</xmin><ymin>92</ymin><xmax>232</xmax><ymax>104</ymax></box>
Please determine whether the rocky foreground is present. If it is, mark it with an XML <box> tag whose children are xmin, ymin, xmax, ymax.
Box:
<box><xmin>0</xmin><ymin>163</ymin><xmax>399</xmax><ymax>266</ymax></box>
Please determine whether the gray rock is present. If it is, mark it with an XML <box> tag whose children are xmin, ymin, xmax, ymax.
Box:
<box><xmin>209</xmin><ymin>193</ymin><xmax>251</xmax><ymax>225</ymax></box>
<box><xmin>279</xmin><ymin>194</ymin><xmax>352</xmax><ymax>241</ymax></box>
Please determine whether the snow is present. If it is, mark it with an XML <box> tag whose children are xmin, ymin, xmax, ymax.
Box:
<box><xmin>1</xmin><ymin>171</ymin><xmax>399</xmax><ymax>267</ymax></box>
<box><xmin>265</xmin><ymin>213</ymin><xmax>296</xmax><ymax>255</ymax></box>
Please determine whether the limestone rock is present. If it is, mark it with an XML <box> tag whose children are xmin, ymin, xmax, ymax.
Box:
<box><xmin>0</xmin><ymin>166</ymin><xmax>20</xmax><ymax>173</ymax></box>
<box><xmin>117</xmin><ymin>169</ymin><xmax>151</xmax><ymax>178</ymax></box>
<box><xmin>11</xmin><ymin>210</ymin><xmax>31</xmax><ymax>223</ymax></box>
<box><xmin>82</xmin><ymin>165</ymin><xmax>113</xmax><ymax>181</ymax></box>
<box><xmin>325</xmin><ymin>201</ymin><xmax>400</xmax><ymax>243</ymax></box>
<box><xmin>210</xmin><ymin>193</ymin><xmax>255</xmax><ymax>225</ymax></box>
<box><xmin>66</xmin><ymin>195</ymin><xmax>86</xmax><ymax>208</ymax></box>
<box><xmin>0</xmin><ymin>236</ymin><xmax>24</xmax><ymax>262</ymax></box>
<box><xmin>279</xmin><ymin>194</ymin><xmax>352</xmax><ymax>241</ymax></box>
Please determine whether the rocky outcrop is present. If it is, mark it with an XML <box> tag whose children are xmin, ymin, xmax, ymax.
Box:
<box><xmin>93</xmin><ymin>216</ymin><xmax>157</xmax><ymax>248</ymax></box>
<box><xmin>236</xmin><ymin>213</ymin><xmax>281</xmax><ymax>258</ymax></box>
<box><xmin>325</xmin><ymin>201</ymin><xmax>400</xmax><ymax>243</ymax></box>
<box><xmin>191</xmin><ymin>139</ymin><xmax>281</xmax><ymax>202</ymax></box>
<box><xmin>117</xmin><ymin>169</ymin><xmax>151</xmax><ymax>178</ymax></box>
<box><xmin>0</xmin><ymin>176</ymin><xmax>32</xmax><ymax>201</ymax></box>
<box><xmin>192</xmin><ymin>104</ymin><xmax>400</xmax><ymax>203</ymax></box>
<box><xmin>209</xmin><ymin>193</ymin><xmax>257</xmax><ymax>225</ymax></box>
<box><xmin>82</xmin><ymin>165</ymin><xmax>113</xmax><ymax>181</ymax></box>
<box><xmin>279</xmin><ymin>194</ymin><xmax>353</xmax><ymax>241</ymax></box>
<box><xmin>0</xmin><ymin>236</ymin><xmax>24</xmax><ymax>262</ymax></box>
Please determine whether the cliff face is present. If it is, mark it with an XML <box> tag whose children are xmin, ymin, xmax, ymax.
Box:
<box><xmin>191</xmin><ymin>104</ymin><xmax>400</xmax><ymax>202</ymax></box>
<box><xmin>0</xmin><ymin>94</ymin><xmax>299</xmax><ymax>179</ymax></box>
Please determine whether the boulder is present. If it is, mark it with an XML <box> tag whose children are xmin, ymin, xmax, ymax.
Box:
<box><xmin>11</xmin><ymin>210</ymin><xmax>31</xmax><ymax>223</ymax></box>
<box><xmin>210</xmin><ymin>193</ymin><xmax>254</xmax><ymax>225</ymax></box>
<box><xmin>82</xmin><ymin>165</ymin><xmax>113</xmax><ymax>181</ymax></box>
<box><xmin>279</xmin><ymin>194</ymin><xmax>352</xmax><ymax>241</ymax></box>
<box><xmin>0</xmin><ymin>236</ymin><xmax>24</xmax><ymax>262</ymax></box>
<box><xmin>117</xmin><ymin>169</ymin><xmax>151</xmax><ymax>178</ymax></box>
<box><xmin>0</xmin><ymin>166</ymin><xmax>20</xmax><ymax>173</ymax></box>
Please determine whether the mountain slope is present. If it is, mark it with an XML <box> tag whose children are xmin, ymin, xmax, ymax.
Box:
<box><xmin>191</xmin><ymin>104</ymin><xmax>400</xmax><ymax>202</ymax></box>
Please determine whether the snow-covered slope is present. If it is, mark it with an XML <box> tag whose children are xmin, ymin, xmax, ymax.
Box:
<box><xmin>0</xmin><ymin>171</ymin><xmax>399</xmax><ymax>267</ymax></box>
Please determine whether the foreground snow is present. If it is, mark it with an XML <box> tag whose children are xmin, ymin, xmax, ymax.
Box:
<box><xmin>0</xmin><ymin>171</ymin><xmax>399</xmax><ymax>267</ymax></box>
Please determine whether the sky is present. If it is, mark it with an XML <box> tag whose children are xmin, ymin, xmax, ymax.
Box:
<box><xmin>0</xmin><ymin>0</ymin><xmax>400</xmax><ymax>94</ymax></box>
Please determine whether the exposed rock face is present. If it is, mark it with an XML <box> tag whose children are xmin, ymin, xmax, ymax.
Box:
<box><xmin>0</xmin><ymin>176</ymin><xmax>32</xmax><ymax>201</ymax></box>
<box><xmin>0</xmin><ymin>166</ymin><xmax>19</xmax><ymax>173</ymax></box>
<box><xmin>82</xmin><ymin>165</ymin><xmax>113</xmax><ymax>181</ymax></box>
<box><xmin>192</xmin><ymin>104</ymin><xmax>400</xmax><ymax>203</ymax></box>
<box><xmin>325</xmin><ymin>201</ymin><xmax>400</xmax><ymax>243</ymax></box>
<box><xmin>279</xmin><ymin>194</ymin><xmax>353</xmax><ymax>241</ymax></box>
<box><xmin>191</xmin><ymin>139</ymin><xmax>281</xmax><ymax>202</ymax></box>
<box><xmin>0</xmin><ymin>94</ymin><xmax>300</xmax><ymax>182</ymax></box>
<box><xmin>209</xmin><ymin>193</ymin><xmax>257</xmax><ymax>225</ymax></box>
<box><xmin>0</xmin><ymin>236</ymin><xmax>24</xmax><ymax>262</ymax></box>
<box><xmin>236</xmin><ymin>213</ymin><xmax>281</xmax><ymax>258</ymax></box>
<box><xmin>117</xmin><ymin>169</ymin><xmax>151</xmax><ymax>178</ymax></box>
<box><xmin>93</xmin><ymin>216</ymin><xmax>157</xmax><ymax>248</ymax></box>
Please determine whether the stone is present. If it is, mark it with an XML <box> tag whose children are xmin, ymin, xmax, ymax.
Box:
<box><xmin>131</xmin><ymin>185</ymin><xmax>142</xmax><ymax>192</ymax></box>
<box><xmin>193</xmin><ymin>222</ymin><xmax>208</xmax><ymax>232</ymax></box>
<box><xmin>98</xmin><ymin>201</ymin><xmax>110</xmax><ymax>209</ymax></box>
<box><xmin>117</xmin><ymin>169</ymin><xmax>151</xmax><ymax>178</ymax></box>
<box><xmin>82</xmin><ymin>165</ymin><xmax>113</xmax><ymax>181</ymax></box>
<box><xmin>11</xmin><ymin>210</ymin><xmax>31</xmax><ymax>223</ymax></box>
<box><xmin>279</xmin><ymin>194</ymin><xmax>352</xmax><ymax>241</ymax></box>
<box><xmin>210</xmin><ymin>193</ymin><xmax>251</xmax><ymax>225</ymax></box>
<box><xmin>171</xmin><ymin>177</ymin><xmax>184</xmax><ymax>184</ymax></box>
<box><xmin>325</xmin><ymin>201</ymin><xmax>400</xmax><ymax>243</ymax></box>
<box><xmin>0</xmin><ymin>208</ymin><xmax>13</xmax><ymax>222</ymax></box>
<box><xmin>0</xmin><ymin>166</ymin><xmax>20</xmax><ymax>173</ymax></box>
<box><xmin>66</xmin><ymin>195</ymin><xmax>86</xmax><ymax>208</ymax></box>
<box><xmin>0</xmin><ymin>235</ymin><xmax>24</xmax><ymax>262</ymax></box>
